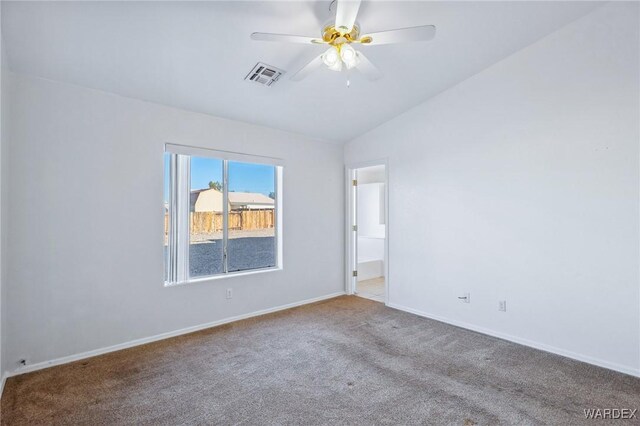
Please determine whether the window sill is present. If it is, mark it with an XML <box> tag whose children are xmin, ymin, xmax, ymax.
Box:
<box><xmin>165</xmin><ymin>266</ymin><xmax>283</xmax><ymax>287</ymax></box>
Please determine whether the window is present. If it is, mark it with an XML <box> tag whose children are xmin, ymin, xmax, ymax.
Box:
<box><xmin>164</xmin><ymin>145</ymin><xmax>282</xmax><ymax>285</ymax></box>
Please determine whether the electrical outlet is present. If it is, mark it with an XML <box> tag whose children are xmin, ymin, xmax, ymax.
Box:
<box><xmin>499</xmin><ymin>300</ymin><xmax>507</xmax><ymax>312</ymax></box>
<box><xmin>226</xmin><ymin>288</ymin><xmax>233</xmax><ymax>299</ymax></box>
<box><xmin>458</xmin><ymin>292</ymin><xmax>470</xmax><ymax>303</ymax></box>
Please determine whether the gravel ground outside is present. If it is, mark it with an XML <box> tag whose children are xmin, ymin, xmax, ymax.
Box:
<box><xmin>165</xmin><ymin>236</ymin><xmax>276</xmax><ymax>277</ymax></box>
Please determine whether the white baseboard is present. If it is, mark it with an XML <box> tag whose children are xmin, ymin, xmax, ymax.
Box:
<box><xmin>0</xmin><ymin>373</ymin><xmax>6</xmax><ymax>398</ymax></box>
<box><xmin>387</xmin><ymin>302</ymin><xmax>640</xmax><ymax>378</ymax></box>
<box><xmin>6</xmin><ymin>292</ymin><xmax>346</xmax><ymax>379</ymax></box>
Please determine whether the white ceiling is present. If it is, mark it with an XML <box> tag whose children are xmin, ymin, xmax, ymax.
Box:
<box><xmin>2</xmin><ymin>1</ymin><xmax>601</xmax><ymax>143</ymax></box>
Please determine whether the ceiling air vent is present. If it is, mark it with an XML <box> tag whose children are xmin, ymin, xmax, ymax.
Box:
<box><xmin>245</xmin><ymin>63</ymin><xmax>285</xmax><ymax>87</ymax></box>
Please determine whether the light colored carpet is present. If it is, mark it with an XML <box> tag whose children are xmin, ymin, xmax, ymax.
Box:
<box><xmin>2</xmin><ymin>296</ymin><xmax>639</xmax><ymax>425</ymax></box>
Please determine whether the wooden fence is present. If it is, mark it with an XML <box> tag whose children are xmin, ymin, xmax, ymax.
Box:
<box><xmin>165</xmin><ymin>209</ymin><xmax>275</xmax><ymax>235</ymax></box>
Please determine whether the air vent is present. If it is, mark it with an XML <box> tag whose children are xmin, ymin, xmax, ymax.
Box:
<box><xmin>245</xmin><ymin>63</ymin><xmax>285</xmax><ymax>87</ymax></box>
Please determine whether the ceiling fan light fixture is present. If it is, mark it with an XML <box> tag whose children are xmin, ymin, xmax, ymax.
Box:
<box><xmin>340</xmin><ymin>44</ymin><xmax>360</xmax><ymax>69</ymax></box>
<box><xmin>250</xmin><ymin>0</ymin><xmax>436</xmax><ymax>82</ymax></box>
<box><xmin>322</xmin><ymin>46</ymin><xmax>343</xmax><ymax>71</ymax></box>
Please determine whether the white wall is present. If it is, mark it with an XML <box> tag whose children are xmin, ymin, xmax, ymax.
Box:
<box><xmin>345</xmin><ymin>3</ymin><xmax>640</xmax><ymax>376</ymax></box>
<box><xmin>357</xmin><ymin>181</ymin><xmax>385</xmax><ymax>281</ymax></box>
<box><xmin>3</xmin><ymin>73</ymin><xmax>344</xmax><ymax>374</ymax></box>
<box><xmin>0</xmin><ymin>2</ymin><xmax>4</xmax><ymax>388</ymax></box>
<box><xmin>357</xmin><ymin>165</ymin><xmax>385</xmax><ymax>185</ymax></box>
<box><xmin>357</xmin><ymin>183</ymin><xmax>385</xmax><ymax>239</ymax></box>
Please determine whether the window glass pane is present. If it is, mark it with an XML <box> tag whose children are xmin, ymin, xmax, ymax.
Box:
<box><xmin>227</xmin><ymin>161</ymin><xmax>277</xmax><ymax>272</ymax></box>
<box><xmin>189</xmin><ymin>156</ymin><xmax>224</xmax><ymax>278</ymax></box>
<box><xmin>163</xmin><ymin>153</ymin><xmax>171</xmax><ymax>282</ymax></box>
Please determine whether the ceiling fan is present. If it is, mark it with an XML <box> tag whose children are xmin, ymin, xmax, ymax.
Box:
<box><xmin>250</xmin><ymin>0</ymin><xmax>436</xmax><ymax>82</ymax></box>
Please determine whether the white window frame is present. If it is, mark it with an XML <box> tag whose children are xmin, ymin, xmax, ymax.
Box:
<box><xmin>164</xmin><ymin>143</ymin><xmax>284</xmax><ymax>286</ymax></box>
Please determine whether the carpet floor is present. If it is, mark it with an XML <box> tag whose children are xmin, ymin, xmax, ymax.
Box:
<box><xmin>2</xmin><ymin>296</ymin><xmax>639</xmax><ymax>425</ymax></box>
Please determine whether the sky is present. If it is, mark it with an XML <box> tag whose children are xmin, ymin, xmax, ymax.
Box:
<box><xmin>164</xmin><ymin>154</ymin><xmax>275</xmax><ymax>201</ymax></box>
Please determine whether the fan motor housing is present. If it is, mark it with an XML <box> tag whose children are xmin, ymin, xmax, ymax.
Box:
<box><xmin>322</xmin><ymin>23</ymin><xmax>360</xmax><ymax>45</ymax></box>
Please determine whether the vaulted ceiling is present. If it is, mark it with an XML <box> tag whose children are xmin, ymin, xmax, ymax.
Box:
<box><xmin>2</xmin><ymin>1</ymin><xmax>602</xmax><ymax>143</ymax></box>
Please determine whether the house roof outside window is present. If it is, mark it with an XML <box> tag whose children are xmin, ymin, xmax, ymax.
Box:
<box><xmin>190</xmin><ymin>188</ymin><xmax>274</xmax><ymax>212</ymax></box>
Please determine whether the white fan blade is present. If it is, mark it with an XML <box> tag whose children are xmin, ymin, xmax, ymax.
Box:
<box><xmin>291</xmin><ymin>55</ymin><xmax>324</xmax><ymax>81</ymax></box>
<box><xmin>335</xmin><ymin>0</ymin><xmax>361</xmax><ymax>34</ymax></box>
<box><xmin>362</xmin><ymin>25</ymin><xmax>436</xmax><ymax>45</ymax></box>
<box><xmin>251</xmin><ymin>32</ymin><xmax>324</xmax><ymax>44</ymax></box>
<box><xmin>355</xmin><ymin>52</ymin><xmax>382</xmax><ymax>81</ymax></box>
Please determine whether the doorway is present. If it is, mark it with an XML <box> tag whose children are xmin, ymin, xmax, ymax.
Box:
<box><xmin>346</xmin><ymin>162</ymin><xmax>388</xmax><ymax>304</ymax></box>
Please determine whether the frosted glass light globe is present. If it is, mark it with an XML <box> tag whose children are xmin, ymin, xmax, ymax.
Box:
<box><xmin>322</xmin><ymin>47</ymin><xmax>342</xmax><ymax>71</ymax></box>
<box><xmin>340</xmin><ymin>44</ymin><xmax>360</xmax><ymax>70</ymax></box>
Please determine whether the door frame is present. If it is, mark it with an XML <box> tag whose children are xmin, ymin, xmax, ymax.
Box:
<box><xmin>345</xmin><ymin>159</ymin><xmax>389</xmax><ymax>305</ymax></box>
